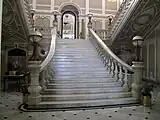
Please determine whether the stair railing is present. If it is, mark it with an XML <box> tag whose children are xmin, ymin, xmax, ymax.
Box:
<box><xmin>89</xmin><ymin>28</ymin><xmax>134</xmax><ymax>91</ymax></box>
<box><xmin>107</xmin><ymin>0</ymin><xmax>139</xmax><ymax>42</ymax></box>
<box><xmin>94</xmin><ymin>29</ymin><xmax>108</xmax><ymax>41</ymax></box>
<box><xmin>39</xmin><ymin>26</ymin><xmax>57</xmax><ymax>89</ymax></box>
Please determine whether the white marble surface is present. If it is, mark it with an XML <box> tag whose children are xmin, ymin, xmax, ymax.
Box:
<box><xmin>0</xmin><ymin>92</ymin><xmax>160</xmax><ymax>120</ymax></box>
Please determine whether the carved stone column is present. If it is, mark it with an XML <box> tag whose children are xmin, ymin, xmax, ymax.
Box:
<box><xmin>81</xmin><ymin>19</ymin><xmax>85</xmax><ymax>39</ymax></box>
<box><xmin>27</xmin><ymin>61</ymin><xmax>42</xmax><ymax>106</ymax></box>
<box><xmin>77</xmin><ymin>15</ymin><xmax>79</xmax><ymax>39</ymax></box>
<box><xmin>131</xmin><ymin>62</ymin><xmax>144</xmax><ymax>99</ymax></box>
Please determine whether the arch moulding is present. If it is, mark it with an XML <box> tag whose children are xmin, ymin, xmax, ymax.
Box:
<box><xmin>58</xmin><ymin>2</ymin><xmax>82</xmax><ymax>15</ymax></box>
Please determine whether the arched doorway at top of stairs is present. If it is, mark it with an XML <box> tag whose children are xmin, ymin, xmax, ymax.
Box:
<box><xmin>61</xmin><ymin>11</ymin><xmax>76</xmax><ymax>39</ymax></box>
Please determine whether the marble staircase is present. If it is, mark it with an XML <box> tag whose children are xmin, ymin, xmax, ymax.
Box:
<box><xmin>40</xmin><ymin>39</ymin><xmax>138</xmax><ymax>109</ymax></box>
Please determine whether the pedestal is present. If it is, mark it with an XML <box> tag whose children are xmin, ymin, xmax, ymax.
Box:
<box><xmin>131</xmin><ymin>61</ymin><xmax>144</xmax><ymax>99</ymax></box>
<box><xmin>27</xmin><ymin>61</ymin><xmax>42</xmax><ymax>106</ymax></box>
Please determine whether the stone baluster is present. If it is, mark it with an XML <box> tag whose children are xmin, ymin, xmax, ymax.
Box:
<box><xmin>108</xmin><ymin>58</ymin><xmax>112</xmax><ymax>74</ymax></box>
<box><xmin>118</xmin><ymin>64</ymin><xmax>123</xmax><ymax>85</ymax></box>
<box><xmin>114</xmin><ymin>62</ymin><xmax>119</xmax><ymax>81</ymax></box>
<box><xmin>44</xmin><ymin>66</ymin><xmax>50</xmax><ymax>85</ymax></box>
<box><xmin>27</xmin><ymin>61</ymin><xmax>42</xmax><ymax>107</ymax></box>
<box><xmin>39</xmin><ymin>67</ymin><xmax>48</xmax><ymax>90</ymax></box>
<box><xmin>104</xmin><ymin>53</ymin><xmax>108</xmax><ymax>67</ymax></box>
<box><xmin>111</xmin><ymin>60</ymin><xmax>115</xmax><ymax>77</ymax></box>
<box><xmin>123</xmin><ymin>68</ymin><xmax>129</xmax><ymax>91</ymax></box>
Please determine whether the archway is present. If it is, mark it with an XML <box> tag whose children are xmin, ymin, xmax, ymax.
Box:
<box><xmin>60</xmin><ymin>5</ymin><xmax>80</xmax><ymax>39</ymax></box>
<box><xmin>61</xmin><ymin>11</ymin><xmax>76</xmax><ymax>39</ymax></box>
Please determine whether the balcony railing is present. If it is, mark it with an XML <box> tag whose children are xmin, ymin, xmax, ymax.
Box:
<box><xmin>108</xmin><ymin>0</ymin><xmax>140</xmax><ymax>42</ymax></box>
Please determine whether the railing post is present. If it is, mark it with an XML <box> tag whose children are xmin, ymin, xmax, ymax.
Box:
<box><xmin>131</xmin><ymin>36</ymin><xmax>144</xmax><ymax>99</ymax></box>
<box><xmin>131</xmin><ymin>62</ymin><xmax>144</xmax><ymax>99</ymax></box>
<box><xmin>123</xmin><ymin>68</ymin><xmax>129</xmax><ymax>91</ymax></box>
<box><xmin>87</xmin><ymin>13</ymin><xmax>93</xmax><ymax>38</ymax></box>
<box><xmin>118</xmin><ymin>64</ymin><xmax>123</xmax><ymax>85</ymax></box>
<box><xmin>27</xmin><ymin>61</ymin><xmax>42</xmax><ymax>107</ymax></box>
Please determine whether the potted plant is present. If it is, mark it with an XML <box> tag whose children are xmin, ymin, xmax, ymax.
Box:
<box><xmin>141</xmin><ymin>85</ymin><xmax>153</xmax><ymax>107</ymax></box>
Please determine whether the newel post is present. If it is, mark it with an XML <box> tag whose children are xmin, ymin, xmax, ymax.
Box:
<box><xmin>28</xmin><ymin>61</ymin><xmax>42</xmax><ymax>106</ymax></box>
<box><xmin>27</xmin><ymin>10</ymin><xmax>42</xmax><ymax>107</ymax></box>
<box><xmin>131</xmin><ymin>62</ymin><xmax>144</xmax><ymax>98</ymax></box>
<box><xmin>131</xmin><ymin>36</ymin><xmax>144</xmax><ymax>99</ymax></box>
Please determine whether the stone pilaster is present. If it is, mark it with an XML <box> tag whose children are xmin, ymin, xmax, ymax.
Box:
<box><xmin>0</xmin><ymin>0</ymin><xmax>3</xmax><ymax>91</ymax></box>
<box><xmin>131</xmin><ymin>62</ymin><xmax>144</xmax><ymax>99</ymax></box>
<box><xmin>27</xmin><ymin>61</ymin><xmax>42</xmax><ymax>106</ymax></box>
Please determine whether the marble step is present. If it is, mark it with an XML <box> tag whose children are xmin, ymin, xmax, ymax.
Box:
<box><xmin>55</xmin><ymin>48</ymin><xmax>96</xmax><ymax>53</ymax></box>
<box><xmin>42</xmin><ymin>92</ymin><xmax>132</xmax><ymax>101</ymax></box>
<box><xmin>53</xmin><ymin>56</ymin><xmax>100</xmax><ymax>58</ymax></box>
<box><xmin>52</xmin><ymin>64</ymin><xmax>104</xmax><ymax>67</ymax></box>
<box><xmin>36</xmin><ymin>98</ymin><xmax>139</xmax><ymax>109</ymax></box>
<box><xmin>47</xmin><ymin>82</ymin><xmax>120</xmax><ymax>89</ymax></box>
<box><xmin>52</xmin><ymin>59</ymin><xmax>101</xmax><ymax>62</ymax></box>
<box><xmin>42</xmin><ymin>87</ymin><xmax>125</xmax><ymax>95</ymax></box>
<box><xmin>49</xmin><ymin>79</ymin><xmax>117</xmax><ymax>83</ymax></box>
<box><xmin>52</xmin><ymin>61</ymin><xmax>103</xmax><ymax>64</ymax></box>
<box><xmin>55</xmin><ymin>48</ymin><xmax>95</xmax><ymax>50</ymax></box>
<box><xmin>53</xmin><ymin>73</ymin><xmax>111</xmax><ymax>79</ymax></box>
<box><xmin>51</xmin><ymin>71</ymin><xmax>109</xmax><ymax>74</ymax></box>
<box><xmin>51</xmin><ymin>67</ymin><xmax>107</xmax><ymax>71</ymax></box>
<box><xmin>51</xmin><ymin>75</ymin><xmax>113</xmax><ymax>79</ymax></box>
<box><xmin>51</xmin><ymin>64</ymin><xmax>105</xmax><ymax>68</ymax></box>
<box><xmin>53</xmin><ymin>54</ymin><xmax>99</xmax><ymax>57</ymax></box>
<box><xmin>51</xmin><ymin>69</ymin><xmax>107</xmax><ymax>72</ymax></box>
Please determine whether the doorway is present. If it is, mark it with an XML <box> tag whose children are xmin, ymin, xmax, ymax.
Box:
<box><xmin>61</xmin><ymin>11</ymin><xmax>76</xmax><ymax>39</ymax></box>
<box><xmin>60</xmin><ymin>5</ymin><xmax>80</xmax><ymax>39</ymax></box>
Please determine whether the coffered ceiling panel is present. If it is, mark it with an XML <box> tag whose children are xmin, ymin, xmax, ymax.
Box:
<box><xmin>55</xmin><ymin>0</ymin><xmax>70</xmax><ymax>6</ymax></box>
<box><xmin>72</xmin><ymin>0</ymin><xmax>85</xmax><ymax>8</ymax></box>
<box><xmin>36</xmin><ymin>0</ymin><xmax>51</xmax><ymax>5</ymax></box>
<box><xmin>89</xmin><ymin>0</ymin><xmax>102</xmax><ymax>9</ymax></box>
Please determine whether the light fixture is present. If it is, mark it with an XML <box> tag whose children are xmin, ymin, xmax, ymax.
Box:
<box><xmin>52</xmin><ymin>10</ymin><xmax>58</xmax><ymax>27</ymax></box>
<box><xmin>29</xmin><ymin>9</ymin><xmax>43</xmax><ymax>61</ymax></box>
<box><xmin>28</xmin><ymin>30</ymin><xmax>42</xmax><ymax>61</ymax></box>
<box><xmin>132</xmin><ymin>36</ymin><xmax>144</xmax><ymax>61</ymax></box>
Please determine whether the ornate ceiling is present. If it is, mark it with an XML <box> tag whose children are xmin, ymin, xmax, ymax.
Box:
<box><xmin>2</xmin><ymin>0</ymin><xmax>29</xmax><ymax>44</ymax></box>
<box><xmin>112</xmin><ymin>0</ymin><xmax>160</xmax><ymax>46</ymax></box>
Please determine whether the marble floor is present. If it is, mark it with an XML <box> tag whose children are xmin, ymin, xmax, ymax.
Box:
<box><xmin>0</xmin><ymin>92</ymin><xmax>160</xmax><ymax>120</ymax></box>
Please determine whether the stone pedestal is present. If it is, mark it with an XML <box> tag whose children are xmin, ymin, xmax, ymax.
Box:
<box><xmin>131</xmin><ymin>61</ymin><xmax>144</xmax><ymax>99</ymax></box>
<box><xmin>27</xmin><ymin>61</ymin><xmax>42</xmax><ymax>106</ymax></box>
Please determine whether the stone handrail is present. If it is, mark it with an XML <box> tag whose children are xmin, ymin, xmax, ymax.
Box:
<box><xmin>108</xmin><ymin>0</ymin><xmax>139</xmax><ymax>42</ymax></box>
<box><xmin>19</xmin><ymin>0</ymin><xmax>32</xmax><ymax>34</ymax></box>
<box><xmin>40</xmin><ymin>27</ymin><xmax>57</xmax><ymax>72</ymax></box>
<box><xmin>89</xmin><ymin>28</ymin><xmax>133</xmax><ymax>90</ymax></box>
